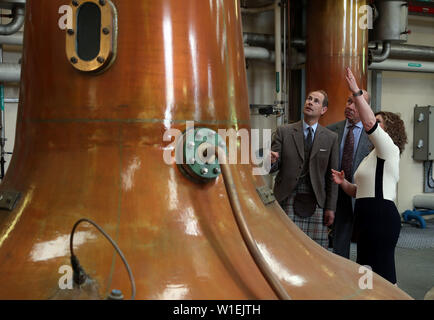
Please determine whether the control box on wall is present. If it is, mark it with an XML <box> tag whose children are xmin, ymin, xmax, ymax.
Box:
<box><xmin>413</xmin><ymin>105</ymin><xmax>434</xmax><ymax>161</ymax></box>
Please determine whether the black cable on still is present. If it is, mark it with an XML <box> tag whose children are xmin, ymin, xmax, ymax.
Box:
<box><xmin>69</xmin><ymin>218</ymin><xmax>136</xmax><ymax>300</ymax></box>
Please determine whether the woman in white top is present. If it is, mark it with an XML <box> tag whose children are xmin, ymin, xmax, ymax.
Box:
<box><xmin>332</xmin><ymin>67</ymin><xmax>408</xmax><ymax>284</ymax></box>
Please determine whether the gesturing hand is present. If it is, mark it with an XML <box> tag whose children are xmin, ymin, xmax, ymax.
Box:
<box><xmin>270</xmin><ymin>151</ymin><xmax>279</xmax><ymax>164</ymax></box>
<box><xmin>345</xmin><ymin>67</ymin><xmax>360</xmax><ymax>94</ymax></box>
<box><xmin>331</xmin><ymin>169</ymin><xmax>345</xmax><ymax>185</ymax></box>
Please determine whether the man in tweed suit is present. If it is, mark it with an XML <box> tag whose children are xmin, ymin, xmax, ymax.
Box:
<box><xmin>327</xmin><ymin>90</ymin><xmax>373</xmax><ymax>258</ymax></box>
<box><xmin>270</xmin><ymin>90</ymin><xmax>339</xmax><ymax>248</ymax></box>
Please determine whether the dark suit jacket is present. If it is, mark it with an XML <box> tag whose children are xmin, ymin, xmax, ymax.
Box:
<box><xmin>327</xmin><ymin>120</ymin><xmax>373</xmax><ymax>182</ymax></box>
<box><xmin>271</xmin><ymin>121</ymin><xmax>339</xmax><ymax>211</ymax></box>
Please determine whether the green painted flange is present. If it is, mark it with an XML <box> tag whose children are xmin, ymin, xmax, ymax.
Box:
<box><xmin>183</xmin><ymin>128</ymin><xmax>226</xmax><ymax>181</ymax></box>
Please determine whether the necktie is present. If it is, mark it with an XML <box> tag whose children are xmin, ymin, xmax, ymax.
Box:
<box><xmin>305</xmin><ymin>127</ymin><xmax>313</xmax><ymax>151</ymax></box>
<box><xmin>342</xmin><ymin>125</ymin><xmax>355</xmax><ymax>180</ymax></box>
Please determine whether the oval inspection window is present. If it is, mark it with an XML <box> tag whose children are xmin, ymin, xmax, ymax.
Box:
<box><xmin>66</xmin><ymin>0</ymin><xmax>118</xmax><ymax>73</ymax></box>
<box><xmin>76</xmin><ymin>2</ymin><xmax>101</xmax><ymax>61</ymax></box>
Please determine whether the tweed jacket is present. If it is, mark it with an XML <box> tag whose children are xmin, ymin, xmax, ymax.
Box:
<box><xmin>271</xmin><ymin>121</ymin><xmax>339</xmax><ymax>211</ymax></box>
<box><xmin>327</xmin><ymin>120</ymin><xmax>373</xmax><ymax>181</ymax></box>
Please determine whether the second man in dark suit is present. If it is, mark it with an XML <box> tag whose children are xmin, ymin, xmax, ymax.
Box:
<box><xmin>270</xmin><ymin>90</ymin><xmax>339</xmax><ymax>249</ymax></box>
<box><xmin>327</xmin><ymin>90</ymin><xmax>373</xmax><ymax>258</ymax></box>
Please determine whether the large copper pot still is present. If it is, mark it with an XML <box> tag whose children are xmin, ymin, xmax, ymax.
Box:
<box><xmin>0</xmin><ymin>0</ymin><xmax>411</xmax><ymax>300</ymax></box>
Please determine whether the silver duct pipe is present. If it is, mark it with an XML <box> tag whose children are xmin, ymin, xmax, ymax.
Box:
<box><xmin>370</xmin><ymin>42</ymin><xmax>434</xmax><ymax>62</ymax></box>
<box><xmin>0</xmin><ymin>6</ymin><xmax>25</xmax><ymax>35</ymax></box>
<box><xmin>4</xmin><ymin>98</ymin><xmax>18</xmax><ymax>103</ymax></box>
<box><xmin>0</xmin><ymin>63</ymin><xmax>21</xmax><ymax>82</ymax></box>
<box><xmin>244</xmin><ymin>46</ymin><xmax>275</xmax><ymax>61</ymax></box>
<box><xmin>372</xmin><ymin>41</ymin><xmax>391</xmax><ymax>63</ymax></box>
<box><xmin>244</xmin><ymin>32</ymin><xmax>432</xmax><ymax>63</ymax></box>
<box><xmin>243</xmin><ymin>33</ymin><xmax>275</xmax><ymax>48</ymax></box>
<box><xmin>243</xmin><ymin>33</ymin><xmax>306</xmax><ymax>49</ymax></box>
<box><xmin>0</xmin><ymin>31</ymin><xmax>22</xmax><ymax>45</ymax></box>
<box><xmin>369</xmin><ymin>59</ymin><xmax>434</xmax><ymax>73</ymax></box>
<box><xmin>244</xmin><ymin>45</ymin><xmax>306</xmax><ymax>67</ymax></box>
<box><xmin>244</xmin><ymin>35</ymin><xmax>434</xmax><ymax>63</ymax></box>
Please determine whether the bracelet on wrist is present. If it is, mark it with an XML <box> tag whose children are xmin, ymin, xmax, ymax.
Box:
<box><xmin>353</xmin><ymin>89</ymin><xmax>363</xmax><ymax>97</ymax></box>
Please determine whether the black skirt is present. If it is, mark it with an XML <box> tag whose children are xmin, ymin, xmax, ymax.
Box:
<box><xmin>354</xmin><ymin>198</ymin><xmax>401</xmax><ymax>284</ymax></box>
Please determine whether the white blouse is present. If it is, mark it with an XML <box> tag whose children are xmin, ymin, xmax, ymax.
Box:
<box><xmin>353</xmin><ymin>122</ymin><xmax>400</xmax><ymax>201</ymax></box>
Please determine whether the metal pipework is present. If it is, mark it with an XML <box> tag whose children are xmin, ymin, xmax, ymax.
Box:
<box><xmin>0</xmin><ymin>0</ymin><xmax>26</xmax><ymax>10</ymax></box>
<box><xmin>0</xmin><ymin>63</ymin><xmax>21</xmax><ymax>82</ymax></box>
<box><xmin>244</xmin><ymin>46</ymin><xmax>306</xmax><ymax>68</ymax></box>
<box><xmin>243</xmin><ymin>33</ymin><xmax>275</xmax><ymax>48</ymax></box>
<box><xmin>371</xmin><ymin>41</ymin><xmax>391</xmax><ymax>63</ymax></box>
<box><xmin>370</xmin><ymin>42</ymin><xmax>434</xmax><ymax>62</ymax></box>
<box><xmin>244</xmin><ymin>46</ymin><xmax>275</xmax><ymax>61</ymax></box>
<box><xmin>274</xmin><ymin>0</ymin><xmax>282</xmax><ymax>126</ymax></box>
<box><xmin>369</xmin><ymin>59</ymin><xmax>434</xmax><ymax>73</ymax></box>
<box><xmin>370</xmin><ymin>0</ymin><xmax>409</xmax><ymax>43</ymax></box>
<box><xmin>4</xmin><ymin>98</ymin><xmax>18</xmax><ymax>103</ymax></box>
<box><xmin>243</xmin><ymin>33</ymin><xmax>306</xmax><ymax>49</ymax></box>
<box><xmin>0</xmin><ymin>31</ymin><xmax>23</xmax><ymax>45</ymax></box>
<box><xmin>0</xmin><ymin>6</ymin><xmax>25</xmax><ymax>35</ymax></box>
<box><xmin>241</xmin><ymin>3</ymin><xmax>274</xmax><ymax>14</ymax></box>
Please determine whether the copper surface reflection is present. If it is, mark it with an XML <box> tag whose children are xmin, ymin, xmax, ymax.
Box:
<box><xmin>189</xmin><ymin>28</ymin><xmax>200</xmax><ymax>119</ymax></box>
<box><xmin>122</xmin><ymin>157</ymin><xmax>142</xmax><ymax>191</ymax></box>
<box><xmin>168</xmin><ymin>167</ymin><xmax>179</xmax><ymax>211</ymax></box>
<box><xmin>30</xmin><ymin>231</ymin><xmax>96</xmax><ymax>262</ymax></box>
<box><xmin>257</xmin><ymin>243</ymin><xmax>307</xmax><ymax>287</ymax></box>
<box><xmin>156</xmin><ymin>284</ymin><xmax>190</xmax><ymax>300</ymax></box>
<box><xmin>180</xmin><ymin>207</ymin><xmax>201</xmax><ymax>237</ymax></box>
<box><xmin>163</xmin><ymin>7</ymin><xmax>174</xmax><ymax>129</ymax></box>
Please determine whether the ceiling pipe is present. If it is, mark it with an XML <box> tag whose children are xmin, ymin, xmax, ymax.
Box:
<box><xmin>370</xmin><ymin>42</ymin><xmax>434</xmax><ymax>62</ymax></box>
<box><xmin>371</xmin><ymin>41</ymin><xmax>391</xmax><ymax>63</ymax></box>
<box><xmin>0</xmin><ymin>6</ymin><xmax>25</xmax><ymax>35</ymax></box>
<box><xmin>0</xmin><ymin>63</ymin><xmax>21</xmax><ymax>82</ymax></box>
<box><xmin>0</xmin><ymin>31</ymin><xmax>23</xmax><ymax>45</ymax></box>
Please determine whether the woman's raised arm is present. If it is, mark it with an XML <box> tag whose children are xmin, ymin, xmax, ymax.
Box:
<box><xmin>345</xmin><ymin>67</ymin><xmax>377</xmax><ymax>132</ymax></box>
